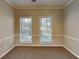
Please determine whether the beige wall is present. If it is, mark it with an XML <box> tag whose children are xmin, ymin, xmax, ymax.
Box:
<box><xmin>64</xmin><ymin>0</ymin><xmax>79</xmax><ymax>57</ymax></box>
<box><xmin>0</xmin><ymin>0</ymin><xmax>79</xmax><ymax>58</ymax></box>
<box><xmin>15</xmin><ymin>9</ymin><xmax>64</xmax><ymax>46</ymax></box>
<box><xmin>0</xmin><ymin>0</ymin><xmax>15</xmax><ymax>58</ymax></box>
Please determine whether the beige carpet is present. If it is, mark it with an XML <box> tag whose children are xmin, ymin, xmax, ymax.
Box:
<box><xmin>2</xmin><ymin>47</ymin><xmax>78</xmax><ymax>59</ymax></box>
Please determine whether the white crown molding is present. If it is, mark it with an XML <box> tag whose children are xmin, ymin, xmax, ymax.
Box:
<box><xmin>63</xmin><ymin>0</ymin><xmax>74</xmax><ymax>9</ymax></box>
<box><xmin>16</xmin><ymin>6</ymin><xmax>63</xmax><ymax>9</ymax></box>
<box><xmin>6</xmin><ymin>0</ymin><xmax>15</xmax><ymax>8</ymax></box>
<box><xmin>5</xmin><ymin>0</ymin><xmax>74</xmax><ymax>9</ymax></box>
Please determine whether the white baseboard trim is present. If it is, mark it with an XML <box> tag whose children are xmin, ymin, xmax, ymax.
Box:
<box><xmin>0</xmin><ymin>45</ymin><xmax>15</xmax><ymax>58</ymax></box>
<box><xmin>64</xmin><ymin>46</ymin><xmax>79</xmax><ymax>59</ymax></box>
<box><xmin>16</xmin><ymin>44</ymin><xmax>64</xmax><ymax>47</ymax></box>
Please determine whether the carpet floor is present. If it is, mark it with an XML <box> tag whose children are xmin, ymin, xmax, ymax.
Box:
<box><xmin>2</xmin><ymin>47</ymin><xmax>78</xmax><ymax>59</ymax></box>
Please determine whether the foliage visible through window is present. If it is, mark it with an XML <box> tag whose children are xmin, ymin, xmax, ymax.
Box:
<box><xmin>40</xmin><ymin>16</ymin><xmax>52</xmax><ymax>43</ymax></box>
<box><xmin>20</xmin><ymin>17</ymin><xmax>32</xmax><ymax>43</ymax></box>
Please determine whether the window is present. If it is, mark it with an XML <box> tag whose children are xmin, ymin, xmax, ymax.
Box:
<box><xmin>40</xmin><ymin>16</ymin><xmax>52</xmax><ymax>44</ymax></box>
<box><xmin>20</xmin><ymin>17</ymin><xmax>32</xmax><ymax>43</ymax></box>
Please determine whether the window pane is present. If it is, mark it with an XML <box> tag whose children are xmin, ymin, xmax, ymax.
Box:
<box><xmin>20</xmin><ymin>17</ymin><xmax>32</xmax><ymax>43</ymax></box>
<box><xmin>40</xmin><ymin>16</ymin><xmax>52</xmax><ymax>43</ymax></box>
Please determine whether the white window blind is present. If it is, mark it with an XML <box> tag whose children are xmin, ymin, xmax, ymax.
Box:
<box><xmin>40</xmin><ymin>16</ymin><xmax>52</xmax><ymax>44</ymax></box>
<box><xmin>20</xmin><ymin>17</ymin><xmax>32</xmax><ymax>43</ymax></box>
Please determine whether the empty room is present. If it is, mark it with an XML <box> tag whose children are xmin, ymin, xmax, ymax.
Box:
<box><xmin>0</xmin><ymin>0</ymin><xmax>79</xmax><ymax>59</ymax></box>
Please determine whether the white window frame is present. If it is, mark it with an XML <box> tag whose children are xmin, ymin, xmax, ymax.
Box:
<box><xmin>20</xmin><ymin>16</ymin><xmax>32</xmax><ymax>43</ymax></box>
<box><xmin>39</xmin><ymin>16</ymin><xmax>53</xmax><ymax>44</ymax></box>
